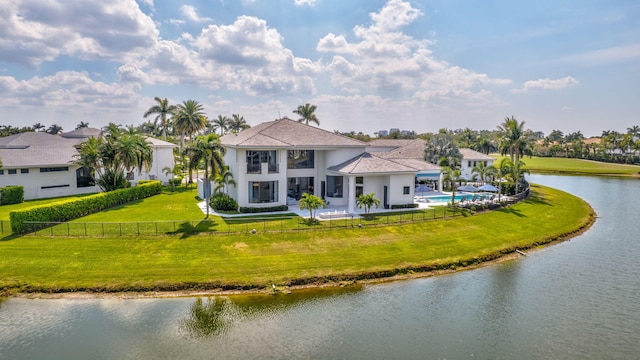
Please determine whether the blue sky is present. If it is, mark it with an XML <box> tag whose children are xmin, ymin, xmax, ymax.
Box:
<box><xmin>1</xmin><ymin>0</ymin><xmax>639</xmax><ymax>137</ymax></box>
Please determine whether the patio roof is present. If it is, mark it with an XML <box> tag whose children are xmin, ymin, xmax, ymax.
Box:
<box><xmin>328</xmin><ymin>152</ymin><xmax>437</xmax><ymax>175</ymax></box>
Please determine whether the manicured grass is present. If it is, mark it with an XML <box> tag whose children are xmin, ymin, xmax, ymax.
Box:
<box><xmin>0</xmin><ymin>184</ymin><xmax>594</xmax><ymax>294</ymax></box>
<box><xmin>493</xmin><ymin>155</ymin><xmax>640</xmax><ymax>176</ymax></box>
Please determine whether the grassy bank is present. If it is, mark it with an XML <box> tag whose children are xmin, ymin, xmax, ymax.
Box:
<box><xmin>0</xmin><ymin>184</ymin><xmax>594</xmax><ymax>296</ymax></box>
<box><xmin>493</xmin><ymin>155</ymin><xmax>640</xmax><ymax>176</ymax></box>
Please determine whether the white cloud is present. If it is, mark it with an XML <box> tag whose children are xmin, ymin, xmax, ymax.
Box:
<box><xmin>180</xmin><ymin>5</ymin><xmax>212</xmax><ymax>23</ymax></box>
<box><xmin>514</xmin><ymin>76</ymin><xmax>579</xmax><ymax>93</ymax></box>
<box><xmin>294</xmin><ymin>0</ymin><xmax>316</xmax><ymax>6</ymax></box>
<box><xmin>317</xmin><ymin>0</ymin><xmax>510</xmax><ymax>104</ymax></box>
<box><xmin>0</xmin><ymin>0</ymin><xmax>158</xmax><ymax>67</ymax></box>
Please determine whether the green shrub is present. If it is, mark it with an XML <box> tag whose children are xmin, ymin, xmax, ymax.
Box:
<box><xmin>239</xmin><ymin>205</ymin><xmax>288</xmax><ymax>213</ymax></box>
<box><xmin>210</xmin><ymin>193</ymin><xmax>238</xmax><ymax>212</ymax></box>
<box><xmin>10</xmin><ymin>181</ymin><xmax>162</xmax><ymax>233</ymax></box>
<box><xmin>391</xmin><ymin>203</ymin><xmax>419</xmax><ymax>209</ymax></box>
<box><xmin>0</xmin><ymin>186</ymin><xmax>24</xmax><ymax>205</ymax></box>
<box><xmin>170</xmin><ymin>177</ymin><xmax>183</xmax><ymax>186</ymax></box>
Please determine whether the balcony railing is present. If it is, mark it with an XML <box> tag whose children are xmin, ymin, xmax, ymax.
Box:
<box><xmin>268</xmin><ymin>163</ymin><xmax>279</xmax><ymax>173</ymax></box>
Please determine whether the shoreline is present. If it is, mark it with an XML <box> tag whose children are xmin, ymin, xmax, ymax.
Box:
<box><xmin>6</xmin><ymin>207</ymin><xmax>595</xmax><ymax>300</ymax></box>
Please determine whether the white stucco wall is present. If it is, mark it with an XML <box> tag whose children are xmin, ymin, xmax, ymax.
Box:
<box><xmin>0</xmin><ymin>166</ymin><xmax>99</xmax><ymax>200</ymax></box>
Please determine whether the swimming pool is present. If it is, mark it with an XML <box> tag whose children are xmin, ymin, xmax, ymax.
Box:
<box><xmin>419</xmin><ymin>193</ymin><xmax>489</xmax><ymax>203</ymax></box>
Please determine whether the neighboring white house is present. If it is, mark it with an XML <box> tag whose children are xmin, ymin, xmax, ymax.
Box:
<box><xmin>0</xmin><ymin>128</ymin><xmax>177</xmax><ymax>200</ymax></box>
<box><xmin>458</xmin><ymin>148</ymin><xmax>494</xmax><ymax>181</ymax></box>
<box><xmin>220</xmin><ymin>119</ymin><xmax>442</xmax><ymax>214</ymax></box>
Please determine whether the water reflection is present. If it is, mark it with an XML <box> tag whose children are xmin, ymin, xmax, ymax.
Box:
<box><xmin>181</xmin><ymin>286</ymin><xmax>363</xmax><ymax>339</ymax></box>
<box><xmin>182</xmin><ymin>297</ymin><xmax>232</xmax><ymax>337</ymax></box>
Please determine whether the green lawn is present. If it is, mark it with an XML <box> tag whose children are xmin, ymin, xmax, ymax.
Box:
<box><xmin>493</xmin><ymin>155</ymin><xmax>640</xmax><ymax>176</ymax></box>
<box><xmin>0</xmin><ymin>184</ymin><xmax>594</xmax><ymax>294</ymax></box>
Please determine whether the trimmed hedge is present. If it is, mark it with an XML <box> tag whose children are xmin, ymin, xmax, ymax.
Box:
<box><xmin>239</xmin><ymin>204</ymin><xmax>288</xmax><ymax>213</ymax></box>
<box><xmin>391</xmin><ymin>203</ymin><xmax>419</xmax><ymax>209</ymax></box>
<box><xmin>0</xmin><ymin>186</ymin><xmax>24</xmax><ymax>205</ymax></box>
<box><xmin>10</xmin><ymin>181</ymin><xmax>162</xmax><ymax>233</ymax></box>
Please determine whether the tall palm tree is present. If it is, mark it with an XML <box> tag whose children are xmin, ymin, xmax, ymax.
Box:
<box><xmin>76</xmin><ymin>121</ymin><xmax>90</xmax><ymax>129</ymax></box>
<box><xmin>293</xmin><ymin>103</ymin><xmax>319</xmax><ymax>126</ymax></box>
<box><xmin>185</xmin><ymin>134</ymin><xmax>226</xmax><ymax>217</ymax></box>
<box><xmin>174</xmin><ymin>100</ymin><xmax>207</xmax><ymax>148</ymax></box>
<box><xmin>440</xmin><ymin>156</ymin><xmax>463</xmax><ymax>206</ymax></box>
<box><xmin>497</xmin><ymin>116</ymin><xmax>532</xmax><ymax>164</ymax></box>
<box><xmin>212</xmin><ymin>115</ymin><xmax>229</xmax><ymax>136</ymax></box>
<box><xmin>228</xmin><ymin>114</ymin><xmax>250</xmax><ymax>133</ymax></box>
<box><xmin>471</xmin><ymin>162</ymin><xmax>496</xmax><ymax>184</ymax></box>
<box><xmin>495</xmin><ymin>157</ymin><xmax>513</xmax><ymax>201</ymax></box>
<box><xmin>144</xmin><ymin>97</ymin><xmax>177</xmax><ymax>140</ymax></box>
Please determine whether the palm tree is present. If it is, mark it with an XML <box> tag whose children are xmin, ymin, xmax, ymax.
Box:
<box><xmin>32</xmin><ymin>123</ymin><xmax>46</xmax><ymax>132</ymax></box>
<box><xmin>212</xmin><ymin>115</ymin><xmax>229</xmax><ymax>136</ymax></box>
<box><xmin>144</xmin><ymin>97</ymin><xmax>177</xmax><ymax>140</ymax></box>
<box><xmin>497</xmin><ymin>116</ymin><xmax>533</xmax><ymax>164</ymax></box>
<box><xmin>185</xmin><ymin>134</ymin><xmax>226</xmax><ymax>217</ymax></box>
<box><xmin>173</xmin><ymin>100</ymin><xmax>207</xmax><ymax>148</ymax></box>
<box><xmin>163</xmin><ymin>164</ymin><xmax>183</xmax><ymax>192</ymax></box>
<box><xmin>424</xmin><ymin>132</ymin><xmax>461</xmax><ymax>165</ymax></box>
<box><xmin>213</xmin><ymin>165</ymin><xmax>236</xmax><ymax>194</ymax></box>
<box><xmin>627</xmin><ymin>125</ymin><xmax>640</xmax><ymax>139</ymax></box>
<box><xmin>293</xmin><ymin>103</ymin><xmax>319</xmax><ymax>126</ymax></box>
<box><xmin>76</xmin><ymin>121</ymin><xmax>90</xmax><ymax>129</ymax></box>
<box><xmin>74</xmin><ymin>126</ymin><xmax>153</xmax><ymax>191</ymax></box>
<box><xmin>356</xmin><ymin>193</ymin><xmax>381</xmax><ymax>214</ymax></box>
<box><xmin>471</xmin><ymin>162</ymin><xmax>496</xmax><ymax>185</ymax></box>
<box><xmin>46</xmin><ymin>124</ymin><xmax>63</xmax><ymax>135</ymax></box>
<box><xmin>495</xmin><ymin>157</ymin><xmax>513</xmax><ymax>201</ymax></box>
<box><xmin>298</xmin><ymin>193</ymin><xmax>326</xmax><ymax>221</ymax></box>
<box><xmin>440</xmin><ymin>157</ymin><xmax>463</xmax><ymax>206</ymax></box>
<box><xmin>228</xmin><ymin>114</ymin><xmax>250</xmax><ymax>133</ymax></box>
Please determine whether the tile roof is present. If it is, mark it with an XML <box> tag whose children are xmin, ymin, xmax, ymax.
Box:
<box><xmin>220</xmin><ymin>118</ymin><xmax>367</xmax><ymax>148</ymax></box>
<box><xmin>0</xmin><ymin>132</ymin><xmax>86</xmax><ymax>167</ymax></box>
<box><xmin>0</xmin><ymin>131</ymin><xmax>176</xmax><ymax>168</ymax></box>
<box><xmin>328</xmin><ymin>152</ymin><xmax>439</xmax><ymax>175</ymax></box>
<box><xmin>458</xmin><ymin>148</ymin><xmax>494</xmax><ymax>160</ymax></box>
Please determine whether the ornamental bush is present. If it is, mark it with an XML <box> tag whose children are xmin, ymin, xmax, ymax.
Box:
<box><xmin>10</xmin><ymin>181</ymin><xmax>162</xmax><ymax>233</ymax></box>
<box><xmin>238</xmin><ymin>205</ymin><xmax>288</xmax><ymax>213</ymax></box>
<box><xmin>210</xmin><ymin>193</ymin><xmax>238</xmax><ymax>212</ymax></box>
<box><xmin>0</xmin><ymin>186</ymin><xmax>24</xmax><ymax>205</ymax></box>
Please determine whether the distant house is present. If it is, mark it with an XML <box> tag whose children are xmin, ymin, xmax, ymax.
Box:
<box><xmin>220</xmin><ymin>118</ymin><xmax>441</xmax><ymax>213</ymax></box>
<box><xmin>458</xmin><ymin>148</ymin><xmax>494</xmax><ymax>181</ymax></box>
<box><xmin>0</xmin><ymin>128</ymin><xmax>177</xmax><ymax>200</ymax></box>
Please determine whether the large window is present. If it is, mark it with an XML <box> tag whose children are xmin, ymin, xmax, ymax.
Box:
<box><xmin>287</xmin><ymin>150</ymin><xmax>314</xmax><ymax>169</ymax></box>
<box><xmin>76</xmin><ymin>167</ymin><xmax>95</xmax><ymax>188</ymax></box>
<box><xmin>326</xmin><ymin>176</ymin><xmax>343</xmax><ymax>198</ymax></box>
<box><xmin>287</xmin><ymin>177</ymin><xmax>314</xmax><ymax>199</ymax></box>
<box><xmin>249</xmin><ymin>181</ymin><xmax>279</xmax><ymax>203</ymax></box>
<box><xmin>246</xmin><ymin>150</ymin><xmax>278</xmax><ymax>173</ymax></box>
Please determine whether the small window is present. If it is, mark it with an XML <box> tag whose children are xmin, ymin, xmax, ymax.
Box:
<box><xmin>41</xmin><ymin>184</ymin><xmax>70</xmax><ymax>189</ymax></box>
<box><xmin>20</xmin><ymin>168</ymin><xmax>29</xmax><ymax>174</ymax></box>
<box><xmin>468</xmin><ymin>161</ymin><xmax>471</xmax><ymax>167</ymax></box>
<box><xmin>40</xmin><ymin>167</ymin><xmax>69</xmax><ymax>172</ymax></box>
<box><xmin>403</xmin><ymin>186</ymin><xmax>410</xmax><ymax>195</ymax></box>
<box><xmin>0</xmin><ymin>170</ymin><xmax>4</xmax><ymax>175</ymax></box>
<box><xmin>8</xmin><ymin>169</ymin><xmax>17</xmax><ymax>175</ymax></box>
<box><xmin>355</xmin><ymin>176</ymin><xmax>363</xmax><ymax>184</ymax></box>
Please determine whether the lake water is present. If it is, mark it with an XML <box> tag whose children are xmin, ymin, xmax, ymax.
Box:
<box><xmin>1</xmin><ymin>175</ymin><xmax>639</xmax><ymax>359</ymax></box>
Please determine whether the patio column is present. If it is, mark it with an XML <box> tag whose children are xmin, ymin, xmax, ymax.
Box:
<box><xmin>438</xmin><ymin>173</ymin><xmax>444</xmax><ymax>192</ymax></box>
<box><xmin>347</xmin><ymin>175</ymin><xmax>356</xmax><ymax>214</ymax></box>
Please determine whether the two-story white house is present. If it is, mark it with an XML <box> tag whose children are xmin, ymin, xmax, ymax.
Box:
<box><xmin>458</xmin><ymin>148</ymin><xmax>495</xmax><ymax>181</ymax></box>
<box><xmin>0</xmin><ymin>128</ymin><xmax>177</xmax><ymax>200</ymax></box>
<box><xmin>220</xmin><ymin>119</ymin><xmax>442</xmax><ymax>214</ymax></box>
